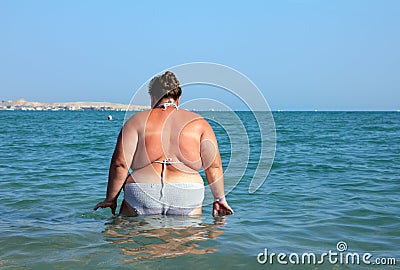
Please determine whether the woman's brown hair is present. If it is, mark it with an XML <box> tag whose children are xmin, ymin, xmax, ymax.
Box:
<box><xmin>148</xmin><ymin>71</ymin><xmax>182</xmax><ymax>103</ymax></box>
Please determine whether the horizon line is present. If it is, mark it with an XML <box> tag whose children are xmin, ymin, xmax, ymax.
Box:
<box><xmin>1</xmin><ymin>98</ymin><xmax>398</xmax><ymax>112</ymax></box>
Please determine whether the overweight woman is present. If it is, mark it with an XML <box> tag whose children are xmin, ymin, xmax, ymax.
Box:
<box><xmin>94</xmin><ymin>71</ymin><xmax>233</xmax><ymax>216</ymax></box>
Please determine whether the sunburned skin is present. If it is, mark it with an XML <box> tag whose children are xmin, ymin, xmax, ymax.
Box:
<box><xmin>124</xmin><ymin>102</ymin><xmax>212</xmax><ymax>182</ymax></box>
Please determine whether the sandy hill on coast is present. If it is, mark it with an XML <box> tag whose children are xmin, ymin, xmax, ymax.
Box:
<box><xmin>1</xmin><ymin>98</ymin><xmax>149</xmax><ymax>111</ymax></box>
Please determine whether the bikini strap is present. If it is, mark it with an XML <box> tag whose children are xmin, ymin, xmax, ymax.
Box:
<box><xmin>156</xmin><ymin>103</ymin><xmax>179</xmax><ymax>110</ymax></box>
<box><xmin>153</xmin><ymin>157</ymin><xmax>183</xmax><ymax>199</ymax></box>
<box><xmin>153</xmin><ymin>157</ymin><xmax>183</xmax><ymax>165</ymax></box>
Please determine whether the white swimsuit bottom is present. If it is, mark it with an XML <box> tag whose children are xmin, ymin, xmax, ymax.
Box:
<box><xmin>124</xmin><ymin>182</ymin><xmax>205</xmax><ymax>215</ymax></box>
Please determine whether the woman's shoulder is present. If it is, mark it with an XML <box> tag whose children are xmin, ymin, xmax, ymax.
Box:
<box><xmin>178</xmin><ymin>108</ymin><xmax>202</xmax><ymax>117</ymax></box>
<box><xmin>176</xmin><ymin>110</ymin><xmax>215</xmax><ymax>133</ymax></box>
<box><xmin>178</xmin><ymin>109</ymin><xmax>209</xmax><ymax>123</ymax></box>
<box><xmin>124</xmin><ymin>110</ymin><xmax>151</xmax><ymax>127</ymax></box>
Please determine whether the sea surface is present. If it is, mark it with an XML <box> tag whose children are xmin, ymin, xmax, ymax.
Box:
<box><xmin>0</xmin><ymin>111</ymin><xmax>399</xmax><ymax>269</ymax></box>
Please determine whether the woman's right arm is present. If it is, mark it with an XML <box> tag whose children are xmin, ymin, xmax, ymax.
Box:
<box><xmin>94</xmin><ymin>120</ymin><xmax>138</xmax><ymax>214</ymax></box>
<box><xmin>200</xmin><ymin>120</ymin><xmax>234</xmax><ymax>216</ymax></box>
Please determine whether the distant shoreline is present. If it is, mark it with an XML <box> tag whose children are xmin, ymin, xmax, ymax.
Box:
<box><xmin>1</xmin><ymin>99</ymin><xmax>398</xmax><ymax>112</ymax></box>
<box><xmin>0</xmin><ymin>98</ymin><xmax>150</xmax><ymax>111</ymax></box>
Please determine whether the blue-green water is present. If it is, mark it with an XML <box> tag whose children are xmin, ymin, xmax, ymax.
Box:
<box><xmin>0</xmin><ymin>111</ymin><xmax>399</xmax><ymax>269</ymax></box>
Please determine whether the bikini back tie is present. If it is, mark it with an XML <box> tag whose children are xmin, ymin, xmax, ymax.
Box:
<box><xmin>153</xmin><ymin>158</ymin><xmax>183</xmax><ymax>199</ymax></box>
<box><xmin>152</xmin><ymin>103</ymin><xmax>180</xmax><ymax>199</ymax></box>
<box><xmin>156</xmin><ymin>103</ymin><xmax>179</xmax><ymax>110</ymax></box>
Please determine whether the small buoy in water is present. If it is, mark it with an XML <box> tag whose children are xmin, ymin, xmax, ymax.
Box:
<box><xmin>107</xmin><ymin>115</ymin><xmax>113</xmax><ymax>121</ymax></box>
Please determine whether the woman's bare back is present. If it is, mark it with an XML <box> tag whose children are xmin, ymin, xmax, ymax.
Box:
<box><xmin>123</xmin><ymin>107</ymin><xmax>208</xmax><ymax>184</ymax></box>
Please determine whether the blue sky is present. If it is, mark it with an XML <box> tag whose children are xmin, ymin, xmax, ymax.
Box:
<box><xmin>0</xmin><ymin>0</ymin><xmax>399</xmax><ymax>110</ymax></box>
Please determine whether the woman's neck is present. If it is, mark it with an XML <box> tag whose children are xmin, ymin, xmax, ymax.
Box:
<box><xmin>152</xmin><ymin>98</ymin><xmax>177</xmax><ymax>108</ymax></box>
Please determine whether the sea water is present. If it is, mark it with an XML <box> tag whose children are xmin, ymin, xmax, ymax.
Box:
<box><xmin>0</xmin><ymin>111</ymin><xmax>399</xmax><ymax>269</ymax></box>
